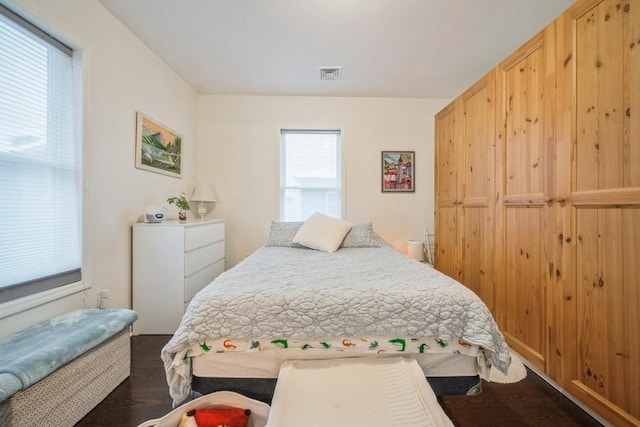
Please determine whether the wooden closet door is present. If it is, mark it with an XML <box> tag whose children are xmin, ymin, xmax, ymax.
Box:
<box><xmin>460</xmin><ymin>73</ymin><xmax>496</xmax><ymax>312</ymax></box>
<box><xmin>497</xmin><ymin>29</ymin><xmax>555</xmax><ymax>371</ymax></box>
<box><xmin>557</xmin><ymin>1</ymin><xmax>640</xmax><ymax>424</ymax></box>
<box><xmin>435</xmin><ymin>100</ymin><xmax>462</xmax><ymax>281</ymax></box>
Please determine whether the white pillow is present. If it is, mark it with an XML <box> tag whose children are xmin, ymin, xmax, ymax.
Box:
<box><xmin>293</xmin><ymin>212</ymin><xmax>352</xmax><ymax>252</ymax></box>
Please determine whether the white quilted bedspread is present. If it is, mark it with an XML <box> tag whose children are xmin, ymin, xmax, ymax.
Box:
<box><xmin>162</xmin><ymin>244</ymin><xmax>511</xmax><ymax>405</ymax></box>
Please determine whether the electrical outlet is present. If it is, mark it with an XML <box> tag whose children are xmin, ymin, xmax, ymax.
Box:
<box><xmin>98</xmin><ymin>289</ymin><xmax>108</xmax><ymax>309</ymax></box>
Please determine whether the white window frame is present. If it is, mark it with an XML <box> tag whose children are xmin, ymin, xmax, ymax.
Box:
<box><xmin>278</xmin><ymin>128</ymin><xmax>345</xmax><ymax>221</ymax></box>
<box><xmin>0</xmin><ymin>5</ymin><xmax>82</xmax><ymax>305</ymax></box>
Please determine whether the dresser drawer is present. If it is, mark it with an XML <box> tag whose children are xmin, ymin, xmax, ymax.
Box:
<box><xmin>184</xmin><ymin>221</ymin><xmax>224</xmax><ymax>251</ymax></box>
<box><xmin>184</xmin><ymin>258</ymin><xmax>225</xmax><ymax>302</ymax></box>
<box><xmin>133</xmin><ymin>219</ymin><xmax>225</xmax><ymax>334</ymax></box>
<box><xmin>185</xmin><ymin>240</ymin><xmax>224</xmax><ymax>277</ymax></box>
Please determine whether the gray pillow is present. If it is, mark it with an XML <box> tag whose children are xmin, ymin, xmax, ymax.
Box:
<box><xmin>266</xmin><ymin>220</ymin><xmax>381</xmax><ymax>249</ymax></box>
<box><xmin>265</xmin><ymin>221</ymin><xmax>306</xmax><ymax>248</ymax></box>
<box><xmin>340</xmin><ymin>222</ymin><xmax>381</xmax><ymax>248</ymax></box>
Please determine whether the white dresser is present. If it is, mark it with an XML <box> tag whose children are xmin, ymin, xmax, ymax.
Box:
<box><xmin>132</xmin><ymin>219</ymin><xmax>225</xmax><ymax>334</ymax></box>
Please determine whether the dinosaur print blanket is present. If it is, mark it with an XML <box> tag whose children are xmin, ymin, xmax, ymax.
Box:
<box><xmin>162</xmin><ymin>244</ymin><xmax>511</xmax><ymax>405</ymax></box>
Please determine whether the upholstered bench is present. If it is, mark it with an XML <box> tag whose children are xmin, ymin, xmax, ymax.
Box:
<box><xmin>0</xmin><ymin>308</ymin><xmax>138</xmax><ymax>427</ymax></box>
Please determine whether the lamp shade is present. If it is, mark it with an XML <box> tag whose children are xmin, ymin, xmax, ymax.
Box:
<box><xmin>407</xmin><ymin>240</ymin><xmax>424</xmax><ymax>262</ymax></box>
<box><xmin>191</xmin><ymin>182</ymin><xmax>218</xmax><ymax>202</ymax></box>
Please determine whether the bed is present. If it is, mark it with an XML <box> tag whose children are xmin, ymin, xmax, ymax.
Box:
<box><xmin>162</xmin><ymin>220</ymin><xmax>511</xmax><ymax>406</ymax></box>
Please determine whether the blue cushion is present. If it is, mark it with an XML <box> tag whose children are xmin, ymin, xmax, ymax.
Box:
<box><xmin>0</xmin><ymin>308</ymin><xmax>137</xmax><ymax>403</ymax></box>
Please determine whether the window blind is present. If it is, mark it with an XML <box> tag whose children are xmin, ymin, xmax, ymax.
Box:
<box><xmin>279</xmin><ymin>129</ymin><xmax>342</xmax><ymax>221</ymax></box>
<box><xmin>0</xmin><ymin>6</ymin><xmax>81</xmax><ymax>303</ymax></box>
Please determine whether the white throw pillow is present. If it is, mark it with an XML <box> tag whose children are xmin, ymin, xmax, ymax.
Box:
<box><xmin>293</xmin><ymin>212</ymin><xmax>352</xmax><ymax>252</ymax></box>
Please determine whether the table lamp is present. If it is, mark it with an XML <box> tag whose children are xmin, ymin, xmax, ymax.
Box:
<box><xmin>407</xmin><ymin>240</ymin><xmax>424</xmax><ymax>262</ymax></box>
<box><xmin>191</xmin><ymin>182</ymin><xmax>218</xmax><ymax>219</ymax></box>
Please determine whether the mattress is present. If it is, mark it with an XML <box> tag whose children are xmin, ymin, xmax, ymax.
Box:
<box><xmin>192</xmin><ymin>347</ymin><xmax>481</xmax><ymax>378</ymax></box>
<box><xmin>191</xmin><ymin>346</ymin><xmax>484</xmax><ymax>402</ymax></box>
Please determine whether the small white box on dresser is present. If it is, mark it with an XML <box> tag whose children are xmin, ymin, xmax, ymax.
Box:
<box><xmin>132</xmin><ymin>219</ymin><xmax>225</xmax><ymax>334</ymax></box>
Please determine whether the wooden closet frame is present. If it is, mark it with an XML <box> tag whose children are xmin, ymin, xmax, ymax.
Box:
<box><xmin>435</xmin><ymin>1</ymin><xmax>640</xmax><ymax>425</ymax></box>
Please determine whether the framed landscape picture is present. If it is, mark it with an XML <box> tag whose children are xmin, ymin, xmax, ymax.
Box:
<box><xmin>135</xmin><ymin>112</ymin><xmax>183</xmax><ymax>178</ymax></box>
<box><xmin>382</xmin><ymin>151</ymin><xmax>415</xmax><ymax>192</ymax></box>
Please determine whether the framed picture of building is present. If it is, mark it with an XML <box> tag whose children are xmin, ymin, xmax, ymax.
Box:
<box><xmin>382</xmin><ymin>151</ymin><xmax>414</xmax><ymax>192</ymax></box>
<box><xmin>135</xmin><ymin>112</ymin><xmax>182</xmax><ymax>178</ymax></box>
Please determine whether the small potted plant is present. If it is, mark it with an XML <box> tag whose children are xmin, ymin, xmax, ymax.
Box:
<box><xmin>167</xmin><ymin>192</ymin><xmax>190</xmax><ymax>221</ymax></box>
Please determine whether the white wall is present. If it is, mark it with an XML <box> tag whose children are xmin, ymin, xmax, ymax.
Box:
<box><xmin>0</xmin><ymin>0</ymin><xmax>198</xmax><ymax>337</ymax></box>
<box><xmin>0</xmin><ymin>1</ymin><xmax>451</xmax><ymax>338</ymax></box>
<box><xmin>197</xmin><ymin>95</ymin><xmax>450</xmax><ymax>267</ymax></box>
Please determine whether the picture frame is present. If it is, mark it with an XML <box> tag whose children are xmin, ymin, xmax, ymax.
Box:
<box><xmin>135</xmin><ymin>112</ymin><xmax>183</xmax><ymax>178</ymax></box>
<box><xmin>382</xmin><ymin>151</ymin><xmax>415</xmax><ymax>192</ymax></box>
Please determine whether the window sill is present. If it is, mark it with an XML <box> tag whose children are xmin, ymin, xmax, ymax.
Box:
<box><xmin>0</xmin><ymin>281</ymin><xmax>89</xmax><ymax>320</ymax></box>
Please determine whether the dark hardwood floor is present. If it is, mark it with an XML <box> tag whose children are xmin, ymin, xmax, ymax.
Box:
<box><xmin>76</xmin><ymin>335</ymin><xmax>603</xmax><ymax>426</ymax></box>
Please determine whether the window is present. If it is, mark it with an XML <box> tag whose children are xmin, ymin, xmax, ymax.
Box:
<box><xmin>279</xmin><ymin>129</ymin><xmax>342</xmax><ymax>221</ymax></box>
<box><xmin>0</xmin><ymin>6</ymin><xmax>81</xmax><ymax>303</ymax></box>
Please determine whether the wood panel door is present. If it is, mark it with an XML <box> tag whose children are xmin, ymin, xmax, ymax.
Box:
<box><xmin>496</xmin><ymin>28</ymin><xmax>555</xmax><ymax>371</ymax></box>
<box><xmin>557</xmin><ymin>1</ymin><xmax>640</xmax><ymax>424</ymax></box>
<box><xmin>435</xmin><ymin>100</ymin><xmax>462</xmax><ymax>281</ymax></box>
<box><xmin>460</xmin><ymin>73</ymin><xmax>496</xmax><ymax>312</ymax></box>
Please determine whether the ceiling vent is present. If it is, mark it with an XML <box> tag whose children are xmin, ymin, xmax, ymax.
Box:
<box><xmin>320</xmin><ymin>66</ymin><xmax>342</xmax><ymax>81</ymax></box>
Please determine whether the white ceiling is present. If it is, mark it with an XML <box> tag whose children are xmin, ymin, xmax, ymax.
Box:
<box><xmin>98</xmin><ymin>0</ymin><xmax>574</xmax><ymax>99</ymax></box>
